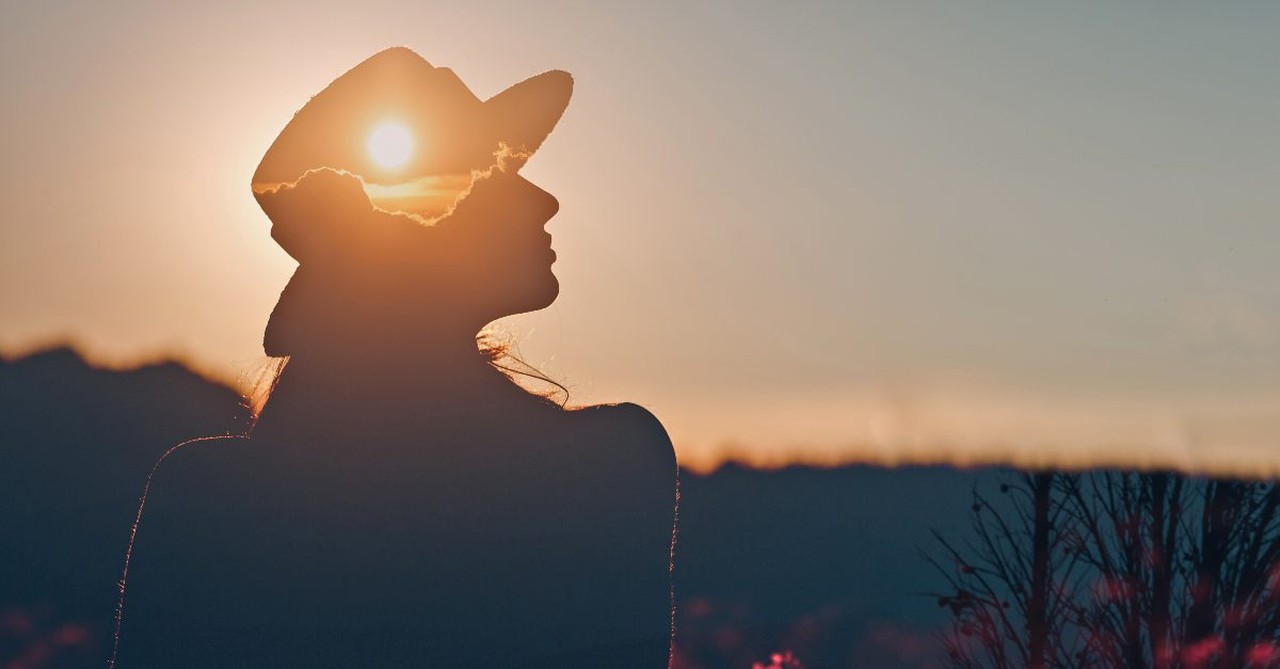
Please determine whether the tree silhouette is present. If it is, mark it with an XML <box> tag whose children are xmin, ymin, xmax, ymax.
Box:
<box><xmin>931</xmin><ymin>471</ymin><xmax>1280</xmax><ymax>669</ymax></box>
<box><xmin>928</xmin><ymin>472</ymin><xmax>1091</xmax><ymax>669</ymax></box>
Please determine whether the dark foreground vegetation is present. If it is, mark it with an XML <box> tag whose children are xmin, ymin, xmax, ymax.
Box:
<box><xmin>930</xmin><ymin>471</ymin><xmax>1280</xmax><ymax>669</ymax></box>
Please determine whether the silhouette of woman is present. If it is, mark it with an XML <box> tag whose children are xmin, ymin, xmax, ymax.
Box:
<box><xmin>114</xmin><ymin>48</ymin><xmax>678</xmax><ymax>668</ymax></box>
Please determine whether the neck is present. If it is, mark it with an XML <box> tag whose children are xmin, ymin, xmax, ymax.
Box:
<box><xmin>295</xmin><ymin>328</ymin><xmax>494</xmax><ymax>384</ymax></box>
<box><xmin>254</xmin><ymin>333</ymin><xmax>518</xmax><ymax>440</ymax></box>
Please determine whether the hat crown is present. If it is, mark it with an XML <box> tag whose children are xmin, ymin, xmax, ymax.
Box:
<box><xmin>252</xmin><ymin>48</ymin><xmax>497</xmax><ymax>190</ymax></box>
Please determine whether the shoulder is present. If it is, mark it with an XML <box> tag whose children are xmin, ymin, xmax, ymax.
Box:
<box><xmin>135</xmin><ymin>434</ymin><xmax>260</xmax><ymax>531</ymax></box>
<box><xmin>572</xmin><ymin>402</ymin><xmax>671</xmax><ymax>443</ymax></box>
<box><xmin>146</xmin><ymin>435</ymin><xmax>252</xmax><ymax>491</ymax></box>
<box><xmin>124</xmin><ymin>435</ymin><xmax>272</xmax><ymax>611</ymax></box>
<box><xmin>118</xmin><ymin>435</ymin><xmax>276</xmax><ymax>667</ymax></box>
<box><xmin>570</xmin><ymin>402</ymin><xmax>676</xmax><ymax>474</ymax></box>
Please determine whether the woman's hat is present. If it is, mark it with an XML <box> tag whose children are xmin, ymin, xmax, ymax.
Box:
<box><xmin>254</xmin><ymin>46</ymin><xmax>571</xmax><ymax>188</ymax></box>
<box><xmin>253</xmin><ymin>46</ymin><xmax>572</xmax><ymax>259</ymax></box>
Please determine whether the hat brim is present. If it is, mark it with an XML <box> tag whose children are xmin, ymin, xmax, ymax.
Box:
<box><xmin>482</xmin><ymin>68</ymin><xmax>573</xmax><ymax>169</ymax></box>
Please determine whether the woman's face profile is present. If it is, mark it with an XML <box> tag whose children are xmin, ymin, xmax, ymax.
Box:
<box><xmin>433</xmin><ymin>168</ymin><xmax>562</xmax><ymax>323</ymax></box>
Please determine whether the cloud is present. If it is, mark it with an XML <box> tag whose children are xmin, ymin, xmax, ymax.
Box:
<box><xmin>250</xmin><ymin>145</ymin><xmax>526</xmax><ymax>265</ymax></box>
<box><xmin>253</xmin><ymin>138</ymin><xmax>531</xmax><ymax>232</ymax></box>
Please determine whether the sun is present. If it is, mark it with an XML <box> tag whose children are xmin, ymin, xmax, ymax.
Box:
<box><xmin>367</xmin><ymin>122</ymin><xmax>414</xmax><ymax>170</ymax></box>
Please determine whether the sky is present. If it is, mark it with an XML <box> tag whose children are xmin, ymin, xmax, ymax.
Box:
<box><xmin>3</xmin><ymin>2</ymin><xmax>1280</xmax><ymax>474</ymax></box>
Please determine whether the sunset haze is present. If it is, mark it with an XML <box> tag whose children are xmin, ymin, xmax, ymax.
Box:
<box><xmin>4</xmin><ymin>2</ymin><xmax>1280</xmax><ymax>474</ymax></box>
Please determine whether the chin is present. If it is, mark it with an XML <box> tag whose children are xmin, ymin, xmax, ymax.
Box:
<box><xmin>492</xmin><ymin>270</ymin><xmax>559</xmax><ymax>318</ymax></box>
<box><xmin>524</xmin><ymin>271</ymin><xmax>559</xmax><ymax>311</ymax></box>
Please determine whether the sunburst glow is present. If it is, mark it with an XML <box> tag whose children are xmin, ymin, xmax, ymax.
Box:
<box><xmin>367</xmin><ymin>122</ymin><xmax>414</xmax><ymax>170</ymax></box>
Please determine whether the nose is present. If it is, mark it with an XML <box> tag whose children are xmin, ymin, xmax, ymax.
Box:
<box><xmin>516</xmin><ymin>175</ymin><xmax>559</xmax><ymax>222</ymax></box>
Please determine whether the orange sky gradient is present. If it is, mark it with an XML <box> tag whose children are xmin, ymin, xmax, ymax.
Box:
<box><xmin>4</xmin><ymin>3</ymin><xmax>1280</xmax><ymax>475</ymax></box>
